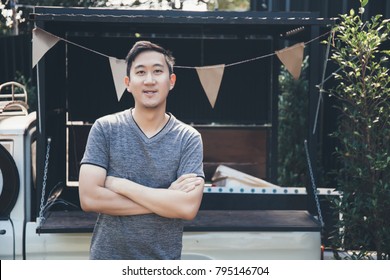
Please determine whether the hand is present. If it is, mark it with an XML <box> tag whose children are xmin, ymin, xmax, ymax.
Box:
<box><xmin>169</xmin><ymin>173</ymin><xmax>204</xmax><ymax>193</ymax></box>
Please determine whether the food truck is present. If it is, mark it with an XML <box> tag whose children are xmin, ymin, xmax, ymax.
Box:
<box><xmin>0</xmin><ymin>7</ymin><xmax>337</xmax><ymax>259</ymax></box>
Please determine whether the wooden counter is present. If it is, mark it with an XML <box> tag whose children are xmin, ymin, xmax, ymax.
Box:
<box><xmin>37</xmin><ymin>210</ymin><xmax>320</xmax><ymax>234</ymax></box>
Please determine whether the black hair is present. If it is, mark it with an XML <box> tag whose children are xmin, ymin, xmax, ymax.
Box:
<box><xmin>125</xmin><ymin>41</ymin><xmax>175</xmax><ymax>76</ymax></box>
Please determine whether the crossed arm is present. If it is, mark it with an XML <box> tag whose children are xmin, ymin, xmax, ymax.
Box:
<box><xmin>79</xmin><ymin>164</ymin><xmax>204</xmax><ymax>220</ymax></box>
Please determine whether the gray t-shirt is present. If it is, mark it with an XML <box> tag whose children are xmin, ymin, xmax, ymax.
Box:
<box><xmin>81</xmin><ymin>109</ymin><xmax>204</xmax><ymax>259</ymax></box>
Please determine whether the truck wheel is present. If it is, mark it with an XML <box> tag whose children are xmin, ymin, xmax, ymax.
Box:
<box><xmin>0</xmin><ymin>144</ymin><xmax>20</xmax><ymax>218</ymax></box>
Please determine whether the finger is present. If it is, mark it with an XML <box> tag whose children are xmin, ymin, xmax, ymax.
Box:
<box><xmin>170</xmin><ymin>180</ymin><xmax>193</xmax><ymax>191</ymax></box>
<box><xmin>169</xmin><ymin>175</ymin><xmax>201</xmax><ymax>190</ymax></box>
<box><xmin>179</xmin><ymin>183</ymin><xmax>197</xmax><ymax>193</ymax></box>
<box><xmin>180</xmin><ymin>178</ymin><xmax>203</xmax><ymax>191</ymax></box>
<box><xmin>176</xmin><ymin>173</ymin><xmax>197</xmax><ymax>183</ymax></box>
<box><xmin>184</xmin><ymin>177</ymin><xmax>203</xmax><ymax>185</ymax></box>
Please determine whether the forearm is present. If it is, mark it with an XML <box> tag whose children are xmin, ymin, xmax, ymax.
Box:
<box><xmin>80</xmin><ymin>185</ymin><xmax>151</xmax><ymax>216</ymax></box>
<box><xmin>108</xmin><ymin>177</ymin><xmax>204</xmax><ymax>220</ymax></box>
<box><xmin>79</xmin><ymin>164</ymin><xmax>151</xmax><ymax>216</ymax></box>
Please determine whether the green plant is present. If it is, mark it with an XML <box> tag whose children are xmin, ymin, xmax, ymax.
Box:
<box><xmin>277</xmin><ymin>56</ymin><xmax>309</xmax><ymax>187</ymax></box>
<box><xmin>329</xmin><ymin>0</ymin><xmax>390</xmax><ymax>260</ymax></box>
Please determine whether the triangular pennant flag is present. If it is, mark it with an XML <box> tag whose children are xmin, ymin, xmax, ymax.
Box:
<box><xmin>32</xmin><ymin>28</ymin><xmax>60</xmax><ymax>68</ymax></box>
<box><xmin>275</xmin><ymin>42</ymin><xmax>305</xmax><ymax>80</ymax></box>
<box><xmin>108</xmin><ymin>57</ymin><xmax>127</xmax><ymax>101</ymax></box>
<box><xmin>195</xmin><ymin>64</ymin><xmax>225</xmax><ymax>108</ymax></box>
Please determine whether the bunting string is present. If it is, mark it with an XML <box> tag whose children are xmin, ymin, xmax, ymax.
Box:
<box><xmin>176</xmin><ymin>30</ymin><xmax>332</xmax><ymax>69</ymax></box>
<box><xmin>33</xmin><ymin>27</ymin><xmax>331</xmax><ymax>69</ymax></box>
<box><xmin>37</xmin><ymin>28</ymin><xmax>112</xmax><ymax>59</ymax></box>
<box><xmin>175</xmin><ymin>53</ymin><xmax>275</xmax><ymax>69</ymax></box>
<box><xmin>32</xmin><ymin>27</ymin><xmax>332</xmax><ymax>108</ymax></box>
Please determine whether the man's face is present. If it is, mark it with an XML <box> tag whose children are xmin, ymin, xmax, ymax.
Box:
<box><xmin>125</xmin><ymin>50</ymin><xmax>176</xmax><ymax>110</ymax></box>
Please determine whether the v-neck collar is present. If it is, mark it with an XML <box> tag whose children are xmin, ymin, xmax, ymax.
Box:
<box><xmin>128</xmin><ymin>108</ymin><xmax>173</xmax><ymax>143</ymax></box>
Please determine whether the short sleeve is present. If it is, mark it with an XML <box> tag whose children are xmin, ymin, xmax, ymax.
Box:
<box><xmin>177</xmin><ymin>132</ymin><xmax>204</xmax><ymax>179</ymax></box>
<box><xmin>80</xmin><ymin>119</ymin><xmax>110</xmax><ymax>170</ymax></box>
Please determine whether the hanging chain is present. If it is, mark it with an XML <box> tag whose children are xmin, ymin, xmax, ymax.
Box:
<box><xmin>304</xmin><ymin>140</ymin><xmax>325</xmax><ymax>228</ymax></box>
<box><xmin>38</xmin><ymin>137</ymin><xmax>51</xmax><ymax>229</ymax></box>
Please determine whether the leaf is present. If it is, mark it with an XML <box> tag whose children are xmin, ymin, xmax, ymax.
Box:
<box><xmin>360</xmin><ymin>0</ymin><xmax>369</xmax><ymax>8</ymax></box>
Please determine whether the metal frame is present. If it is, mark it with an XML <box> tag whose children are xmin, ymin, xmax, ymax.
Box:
<box><xmin>32</xmin><ymin>7</ymin><xmax>335</xmax><ymax>216</ymax></box>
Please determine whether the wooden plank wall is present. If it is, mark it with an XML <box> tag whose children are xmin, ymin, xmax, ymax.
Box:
<box><xmin>196</xmin><ymin>127</ymin><xmax>268</xmax><ymax>181</ymax></box>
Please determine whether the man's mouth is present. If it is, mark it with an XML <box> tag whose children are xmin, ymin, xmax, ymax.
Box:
<box><xmin>143</xmin><ymin>90</ymin><xmax>158</xmax><ymax>95</ymax></box>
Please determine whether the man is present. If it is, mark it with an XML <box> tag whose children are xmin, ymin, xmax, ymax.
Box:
<box><xmin>78</xmin><ymin>41</ymin><xmax>204</xmax><ymax>260</ymax></box>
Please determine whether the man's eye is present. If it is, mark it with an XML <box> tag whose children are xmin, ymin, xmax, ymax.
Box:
<box><xmin>136</xmin><ymin>71</ymin><xmax>145</xmax><ymax>75</ymax></box>
<box><xmin>154</xmin><ymin>69</ymin><xmax>163</xmax><ymax>74</ymax></box>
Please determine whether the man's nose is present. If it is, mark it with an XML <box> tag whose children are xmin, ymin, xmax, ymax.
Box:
<box><xmin>144</xmin><ymin>73</ymin><xmax>156</xmax><ymax>84</ymax></box>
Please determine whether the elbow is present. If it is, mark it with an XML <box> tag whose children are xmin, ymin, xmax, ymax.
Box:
<box><xmin>79</xmin><ymin>192</ymin><xmax>96</xmax><ymax>213</ymax></box>
<box><xmin>79</xmin><ymin>197</ymin><xmax>93</xmax><ymax>212</ymax></box>
<box><xmin>179</xmin><ymin>189</ymin><xmax>203</xmax><ymax>220</ymax></box>
<box><xmin>80</xmin><ymin>201</ymin><xmax>91</xmax><ymax>212</ymax></box>
<box><xmin>180</xmin><ymin>205</ymin><xmax>200</xmax><ymax>221</ymax></box>
<box><xmin>181</xmin><ymin>213</ymin><xmax>197</xmax><ymax>221</ymax></box>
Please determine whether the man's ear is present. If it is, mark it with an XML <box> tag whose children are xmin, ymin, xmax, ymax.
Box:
<box><xmin>170</xmin><ymin>73</ymin><xmax>176</xmax><ymax>90</ymax></box>
<box><xmin>124</xmin><ymin>76</ymin><xmax>131</xmax><ymax>92</ymax></box>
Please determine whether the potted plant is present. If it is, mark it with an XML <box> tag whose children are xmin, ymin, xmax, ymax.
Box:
<box><xmin>328</xmin><ymin>0</ymin><xmax>390</xmax><ymax>259</ymax></box>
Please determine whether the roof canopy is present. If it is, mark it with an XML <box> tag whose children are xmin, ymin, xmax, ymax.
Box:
<box><xmin>32</xmin><ymin>7</ymin><xmax>336</xmax><ymax>24</ymax></box>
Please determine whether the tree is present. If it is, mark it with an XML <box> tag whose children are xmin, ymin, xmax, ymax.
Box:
<box><xmin>329</xmin><ymin>0</ymin><xmax>390</xmax><ymax>260</ymax></box>
<box><xmin>0</xmin><ymin>1</ymin><xmax>24</xmax><ymax>35</ymax></box>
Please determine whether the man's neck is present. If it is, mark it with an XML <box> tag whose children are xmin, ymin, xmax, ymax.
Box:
<box><xmin>132</xmin><ymin>107</ymin><xmax>169</xmax><ymax>138</ymax></box>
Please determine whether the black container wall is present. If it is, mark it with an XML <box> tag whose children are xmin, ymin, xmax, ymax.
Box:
<box><xmin>0</xmin><ymin>34</ymin><xmax>33</xmax><ymax>84</ymax></box>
